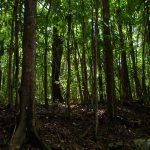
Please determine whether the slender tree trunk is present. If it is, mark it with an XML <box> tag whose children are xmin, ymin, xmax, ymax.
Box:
<box><xmin>145</xmin><ymin>0</ymin><xmax>150</xmax><ymax>44</ymax></box>
<box><xmin>0</xmin><ymin>40</ymin><xmax>4</xmax><ymax>90</ymax></box>
<box><xmin>142</xmin><ymin>40</ymin><xmax>146</xmax><ymax>96</ymax></box>
<box><xmin>0</xmin><ymin>69</ymin><xmax>2</xmax><ymax>90</ymax></box>
<box><xmin>66</xmin><ymin>0</ymin><xmax>72</xmax><ymax>116</ymax></box>
<box><xmin>102</xmin><ymin>0</ymin><xmax>116</xmax><ymax>122</ymax></box>
<box><xmin>129</xmin><ymin>25</ymin><xmax>142</xmax><ymax>100</ymax></box>
<box><xmin>116</xmin><ymin>3</ymin><xmax>133</xmax><ymax>103</ymax></box>
<box><xmin>97</xmin><ymin>34</ymin><xmax>103</xmax><ymax>102</ymax></box>
<box><xmin>52</xmin><ymin>27</ymin><xmax>63</xmax><ymax>103</ymax></box>
<box><xmin>92</xmin><ymin>0</ymin><xmax>98</xmax><ymax>139</ymax></box>
<box><xmin>81</xmin><ymin>0</ymin><xmax>89</xmax><ymax>104</ymax></box>
<box><xmin>14</xmin><ymin>0</ymin><xmax>20</xmax><ymax>108</ymax></box>
<box><xmin>10</xmin><ymin>1</ymin><xmax>50</xmax><ymax>149</ymax></box>
<box><xmin>72</xmin><ymin>30</ymin><xmax>83</xmax><ymax>103</ymax></box>
<box><xmin>44</xmin><ymin>4</ymin><xmax>51</xmax><ymax>107</ymax></box>
<box><xmin>7</xmin><ymin>2</ymin><xmax>16</xmax><ymax>108</ymax></box>
<box><xmin>127</xmin><ymin>0</ymin><xmax>142</xmax><ymax>100</ymax></box>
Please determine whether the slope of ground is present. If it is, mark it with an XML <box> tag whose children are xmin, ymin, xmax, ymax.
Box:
<box><xmin>0</xmin><ymin>103</ymin><xmax>150</xmax><ymax>149</ymax></box>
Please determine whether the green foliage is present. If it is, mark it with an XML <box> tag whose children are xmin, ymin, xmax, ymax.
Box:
<box><xmin>0</xmin><ymin>0</ymin><xmax>149</xmax><ymax>104</ymax></box>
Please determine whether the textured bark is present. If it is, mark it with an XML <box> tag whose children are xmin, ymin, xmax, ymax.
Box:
<box><xmin>7</xmin><ymin>1</ymin><xmax>16</xmax><ymax>108</ymax></box>
<box><xmin>66</xmin><ymin>0</ymin><xmax>72</xmax><ymax>115</ymax></box>
<box><xmin>10</xmin><ymin>1</ymin><xmax>50</xmax><ymax>149</ymax></box>
<box><xmin>72</xmin><ymin>30</ymin><xmax>83</xmax><ymax>103</ymax></box>
<box><xmin>93</xmin><ymin>0</ymin><xmax>98</xmax><ymax>139</ymax></box>
<box><xmin>14</xmin><ymin>0</ymin><xmax>20</xmax><ymax>108</ymax></box>
<box><xmin>129</xmin><ymin>25</ymin><xmax>142</xmax><ymax>99</ymax></box>
<box><xmin>81</xmin><ymin>0</ymin><xmax>89</xmax><ymax>104</ymax></box>
<box><xmin>52</xmin><ymin>27</ymin><xmax>63</xmax><ymax>103</ymax></box>
<box><xmin>102</xmin><ymin>0</ymin><xmax>116</xmax><ymax>121</ymax></box>
<box><xmin>0</xmin><ymin>41</ymin><xmax>4</xmax><ymax>90</ymax></box>
<box><xmin>44</xmin><ymin>4</ymin><xmax>51</xmax><ymax>107</ymax></box>
<box><xmin>117</xmin><ymin>4</ymin><xmax>133</xmax><ymax>103</ymax></box>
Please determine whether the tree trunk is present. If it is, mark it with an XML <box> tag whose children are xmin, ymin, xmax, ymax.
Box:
<box><xmin>9</xmin><ymin>1</ymin><xmax>50</xmax><ymax>149</ymax></box>
<box><xmin>52</xmin><ymin>27</ymin><xmax>63</xmax><ymax>103</ymax></box>
<box><xmin>81</xmin><ymin>0</ymin><xmax>89</xmax><ymax>105</ymax></box>
<box><xmin>14</xmin><ymin>0</ymin><xmax>20</xmax><ymax>108</ymax></box>
<box><xmin>102</xmin><ymin>0</ymin><xmax>116</xmax><ymax>122</ymax></box>
<box><xmin>66</xmin><ymin>0</ymin><xmax>72</xmax><ymax>116</ymax></box>
<box><xmin>43</xmin><ymin>4</ymin><xmax>51</xmax><ymax>107</ymax></box>
<box><xmin>72</xmin><ymin>30</ymin><xmax>83</xmax><ymax>103</ymax></box>
<box><xmin>92</xmin><ymin>0</ymin><xmax>98</xmax><ymax>139</ymax></box>
<box><xmin>116</xmin><ymin>3</ymin><xmax>133</xmax><ymax>103</ymax></box>
<box><xmin>129</xmin><ymin>25</ymin><xmax>142</xmax><ymax>100</ymax></box>
<box><xmin>0</xmin><ymin>40</ymin><xmax>4</xmax><ymax>90</ymax></box>
<box><xmin>7</xmin><ymin>2</ymin><xmax>16</xmax><ymax>108</ymax></box>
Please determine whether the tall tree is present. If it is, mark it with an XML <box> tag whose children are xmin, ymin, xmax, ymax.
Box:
<box><xmin>102</xmin><ymin>0</ymin><xmax>116</xmax><ymax>122</ymax></box>
<box><xmin>10</xmin><ymin>1</ymin><xmax>49</xmax><ymax>149</ymax></box>
<box><xmin>72</xmin><ymin>29</ymin><xmax>84</xmax><ymax>103</ymax></box>
<box><xmin>0</xmin><ymin>40</ymin><xmax>4</xmax><ymax>90</ymax></box>
<box><xmin>7</xmin><ymin>1</ymin><xmax>16</xmax><ymax>108</ymax></box>
<box><xmin>92</xmin><ymin>0</ymin><xmax>98</xmax><ymax>138</ymax></box>
<box><xmin>43</xmin><ymin>3</ymin><xmax>51</xmax><ymax>107</ymax></box>
<box><xmin>66</xmin><ymin>0</ymin><xmax>72</xmax><ymax>115</ymax></box>
<box><xmin>81</xmin><ymin>0</ymin><xmax>89</xmax><ymax>104</ymax></box>
<box><xmin>117</xmin><ymin>1</ymin><xmax>133</xmax><ymax>103</ymax></box>
<box><xmin>127</xmin><ymin>0</ymin><xmax>142</xmax><ymax>100</ymax></box>
<box><xmin>51</xmin><ymin>27</ymin><xmax>63</xmax><ymax>103</ymax></box>
<box><xmin>14</xmin><ymin>0</ymin><xmax>20</xmax><ymax>108</ymax></box>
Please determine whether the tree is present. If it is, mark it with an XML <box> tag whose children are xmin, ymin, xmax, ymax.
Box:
<box><xmin>51</xmin><ymin>27</ymin><xmax>63</xmax><ymax>103</ymax></box>
<box><xmin>102</xmin><ymin>0</ymin><xmax>116</xmax><ymax>122</ymax></box>
<box><xmin>80</xmin><ymin>0</ymin><xmax>89</xmax><ymax>104</ymax></box>
<box><xmin>66</xmin><ymin>0</ymin><xmax>72</xmax><ymax>115</ymax></box>
<box><xmin>14</xmin><ymin>0</ymin><xmax>20</xmax><ymax>108</ymax></box>
<box><xmin>43</xmin><ymin>3</ymin><xmax>51</xmax><ymax>107</ymax></box>
<box><xmin>92</xmin><ymin>0</ymin><xmax>98</xmax><ymax>138</ymax></box>
<box><xmin>9</xmin><ymin>0</ymin><xmax>49</xmax><ymax>149</ymax></box>
<box><xmin>116</xmin><ymin>0</ymin><xmax>133</xmax><ymax>103</ymax></box>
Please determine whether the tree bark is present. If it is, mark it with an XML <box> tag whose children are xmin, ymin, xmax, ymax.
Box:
<box><xmin>65</xmin><ymin>0</ymin><xmax>72</xmax><ymax>116</ymax></box>
<box><xmin>92</xmin><ymin>0</ymin><xmax>98</xmax><ymax>139</ymax></box>
<box><xmin>102</xmin><ymin>0</ymin><xmax>116</xmax><ymax>122</ymax></box>
<box><xmin>10</xmin><ymin>1</ymin><xmax>50</xmax><ymax>149</ymax></box>
<box><xmin>44</xmin><ymin>4</ymin><xmax>51</xmax><ymax>107</ymax></box>
<box><xmin>129</xmin><ymin>25</ymin><xmax>142</xmax><ymax>99</ymax></box>
<box><xmin>52</xmin><ymin>27</ymin><xmax>63</xmax><ymax>103</ymax></box>
<box><xmin>14</xmin><ymin>0</ymin><xmax>20</xmax><ymax>108</ymax></box>
<box><xmin>116</xmin><ymin>3</ymin><xmax>133</xmax><ymax>103</ymax></box>
<box><xmin>81</xmin><ymin>0</ymin><xmax>89</xmax><ymax>105</ymax></box>
<box><xmin>7</xmin><ymin>1</ymin><xmax>16</xmax><ymax>108</ymax></box>
<box><xmin>72</xmin><ymin>29</ymin><xmax>83</xmax><ymax>103</ymax></box>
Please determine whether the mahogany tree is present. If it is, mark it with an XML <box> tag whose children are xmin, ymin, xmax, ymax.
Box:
<box><xmin>102</xmin><ymin>0</ymin><xmax>116</xmax><ymax>122</ymax></box>
<box><xmin>9</xmin><ymin>0</ymin><xmax>50</xmax><ymax>149</ymax></box>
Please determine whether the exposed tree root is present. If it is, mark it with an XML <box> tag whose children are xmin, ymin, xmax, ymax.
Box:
<box><xmin>9</xmin><ymin>120</ymin><xmax>51</xmax><ymax>150</ymax></box>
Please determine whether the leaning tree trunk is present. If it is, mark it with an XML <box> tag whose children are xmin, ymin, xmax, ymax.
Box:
<box><xmin>9</xmin><ymin>1</ymin><xmax>50</xmax><ymax>149</ymax></box>
<box><xmin>102</xmin><ymin>0</ymin><xmax>116</xmax><ymax>122</ymax></box>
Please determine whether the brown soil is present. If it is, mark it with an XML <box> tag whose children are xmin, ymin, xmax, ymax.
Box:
<box><xmin>0</xmin><ymin>103</ymin><xmax>150</xmax><ymax>150</ymax></box>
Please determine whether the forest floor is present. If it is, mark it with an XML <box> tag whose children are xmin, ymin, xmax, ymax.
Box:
<box><xmin>0</xmin><ymin>102</ymin><xmax>150</xmax><ymax>150</ymax></box>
